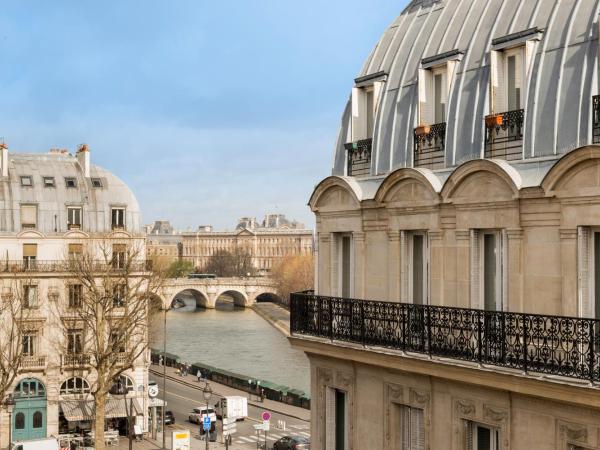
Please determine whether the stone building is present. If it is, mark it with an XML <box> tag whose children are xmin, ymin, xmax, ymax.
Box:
<box><xmin>0</xmin><ymin>144</ymin><xmax>150</xmax><ymax>445</ymax></box>
<box><xmin>145</xmin><ymin>220</ymin><xmax>182</xmax><ymax>267</ymax></box>
<box><xmin>182</xmin><ymin>214</ymin><xmax>313</xmax><ymax>275</ymax></box>
<box><xmin>290</xmin><ymin>1</ymin><xmax>600</xmax><ymax>449</ymax></box>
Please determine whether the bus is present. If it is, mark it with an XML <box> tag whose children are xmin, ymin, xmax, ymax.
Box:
<box><xmin>187</xmin><ymin>273</ymin><xmax>217</xmax><ymax>280</ymax></box>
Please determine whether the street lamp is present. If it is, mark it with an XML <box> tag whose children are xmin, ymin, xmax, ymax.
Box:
<box><xmin>4</xmin><ymin>394</ymin><xmax>15</xmax><ymax>450</ymax></box>
<box><xmin>162</xmin><ymin>299</ymin><xmax>176</xmax><ymax>449</ymax></box>
<box><xmin>109</xmin><ymin>378</ymin><xmax>133</xmax><ymax>450</ymax></box>
<box><xmin>202</xmin><ymin>383</ymin><xmax>212</xmax><ymax>450</ymax></box>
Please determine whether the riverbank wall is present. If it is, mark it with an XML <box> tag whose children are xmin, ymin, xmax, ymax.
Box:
<box><xmin>150</xmin><ymin>348</ymin><xmax>310</xmax><ymax>410</ymax></box>
<box><xmin>251</xmin><ymin>302</ymin><xmax>290</xmax><ymax>337</ymax></box>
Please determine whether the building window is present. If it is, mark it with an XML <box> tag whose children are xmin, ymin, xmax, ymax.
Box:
<box><xmin>466</xmin><ymin>422</ymin><xmax>499</xmax><ymax>450</ymax></box>
<box><xmin>23</xmin><ymin>244</ymin><xmax>37</xmax><ymax>269</ymax></box>
<box><xmin>22</xmin><ymin>333</ymin><xmax>36</xmax><ymax>356</ymax></box>
<box><xmin>65</xmin><ymin>177</ymin><xmax>77</xmax><ymax>188</ymax></box>
<box><xmin>43</xmin><ymin>177</ymin><xmax>55</xmax><ymax>188</ymax></box>
<box><xmin>20</xmin><ymin>204</ymin><xmax>37</xmax><ymax>229</ymax></box>
<box><xmin>112</xmin><ymin>244</ymin><xmax>127</xmax><ymax>269</ymax></box>
<box><xmin>23</xmin><ymin>285</ymin><xmax>38</xmax><ymax>309</ymax></box>
<box><xmin>118</xmin><ymin>375</ymin><xmax>134</xmax><ymax>392</ymax></box>
<box><xmin>577</xmin><ymin>227</ymin><xmax>600</xmax><ymax>319</ymax></box>
<box><xmin>67</xmin><ymin>330</ymin><xmax>83</xmax><ymax>354</ymax></box>
<box><xmin>68</xmin><ymin>284</ymin><xmax>83</xmax><ymax>308</ymax></box>
<box><xmin>326</xmin><ymin>388</ymin><xmax>347</xmax><ymax>450</ymax></box>
<box><xmin>20</xmin><ymin>176</ymin><xmax>33</xmax><ymax>187</ymax></box>
<box><xmin>113</xmin><ymin>283</ymin><xmax>127</xmax><ymax>307</ymax></box>
<box><xmin>110</xmin><ymin>332</ymin><xmax>125</xmax><ymax>353</ymax></box>
<box><xmin>402</xmin><ymin>232</ymin><xmax>429</xmax><ymax>305</ymax></box>
<box><xmin>60</xmin><ymin>377</ymin><xmax>90</xmax><ymax>395</ymax></box>
<box><xmin>333</xmin><ymin>234</ymin><xmax>353</xmax><ymax>298</ymax></box>
<box><xmin>67</xmin><ymin>207</ymin><xmax>82</xmax><ymax>229</ymax></box>
<box><xmin>68</xmin><ymin>243</ymin><xmax>83</xmax><ymax>259</ymax></box>
<box><xmin>471</xmin><ymin>230</ymin><xmax>506</xmax><ymax>311</ymax></box>
<box><xmin>112</xmin><ymin>208</ymin><xmax>125</xmax><ymax>229</ymax></box>
<box><xmin>91</xmin><ymin>178</ymin><xmax>103</xmax><ymax>188</ymax></box>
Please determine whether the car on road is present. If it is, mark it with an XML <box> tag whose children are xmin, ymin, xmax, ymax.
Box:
<box><xmin>188</xmin><ymin>407</ymin><xmax>217</xmax><ymax>424</ymax></box>
<box><xmin>164</xmin><ymin>410</ymin><xmax>175</xmax><ymax>425</ymax></box>
<box><xmin>272</xmin><ymin>436</ymin><xmax>310</xmax><ymax>450</ymax></box>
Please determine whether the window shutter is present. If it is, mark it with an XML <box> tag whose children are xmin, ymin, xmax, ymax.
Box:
<box><xmin>423</xmin><ymin>70</ymin><xmax>434</xmax><ymax>124</ymax></box>
<box><xmin>514</xmin><ymin>49</ymin><xmax>523</xmax><ymax>109</ymax></box>
<box><xmin>501</xmin><ymin>229</ymin><xmax>508</xmax><ymax>312</ymax></box>
<box><xmin>470</xmin><ymin>229</ymin><xmax>481</xmax><ymax>308</ymax></box>
<box><xmin>21</xmin><ymin>205</ymin><xmax>37</xmax><ymax>226</ymax></box>
<box><xmin>325</xmin><ymin>388</ymin><xmax>336</xmax><ymax>450</ymax></box>
<box><xmin>23</xmin><ymin>244</ymin><xmax>37</xmax><ymax>257</ymax></box>
<box><xmin>400</xmin><ymin>231</ymin><xmax>408</xmax><ymax>302</ymax></box>
<box><xmin>578</xmin><ymin>226</ymin><xmax>591</xmax><ymax>317</ymax></box>
<box><xmin>491</xmin><ymin>51</ymin><xmax>505</xmax><ymax>113</ymax></box>
<box><xmin>411</xmin><ymin>408</ymin><xmax>425</xmax><ymax>450</ymax></box>
<box><xmin>401</xmin><ymin>406</ymin><xmax>410</xmax><ymax>450</ymax></box>
<box><xmin>331</xmin><ymin>234</ymin><xmax>339</xmax><ymax>296</ymax></box>
<box><xmin>465</xmin><ymin>421</ymin><xmax>473</xmax><ymax>450</ymax></box>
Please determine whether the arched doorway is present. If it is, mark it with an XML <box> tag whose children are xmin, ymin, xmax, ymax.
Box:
<box><xmin>13</xmin><ymin>378</ymin><xmax>47</xmax><ymax>440</ymax></box>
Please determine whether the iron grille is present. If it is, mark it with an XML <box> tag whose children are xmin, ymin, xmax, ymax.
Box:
<box><xmin>484</xmin><ymin>109</ymin><xmax>524</xmax><ymax>160</ymax></box>
<box><xmin>414</xmin><ymin>122</ymin><xmax>446</xmax><ymax>169</ymax></box>
<box><xmin>345</xmin><ymin>138</ymin><xmax>372</xmax><ymax>177</ymax></box>
<box><xmin>593</xmin><ymin>96</ymin><xmax>600</xmax><ymax>144</ymax></box>
<box><xmin>290</xmin><ymin>291</ymin><xmax>600</xmax><ymax>383</ymax></box>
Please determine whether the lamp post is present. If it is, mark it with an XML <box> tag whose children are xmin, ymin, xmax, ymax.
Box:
<box><xmin>4</xmin><ymin>394</ymin><xmax>15</xmax><ymax>450</ymax></box>
<box><xmin>202</xmin><ymin>383</ymin><xmax>212</xmax><ymax>450</ymax></box>
<box><xmin>162</xmin><ymin>299</ymin><xmax>176</xmax><ymax>450</ymax></box>
<box><xmin>109</xmin><ymin>378</ymin><xmax>132</xmax><ymax>450</ymax></box>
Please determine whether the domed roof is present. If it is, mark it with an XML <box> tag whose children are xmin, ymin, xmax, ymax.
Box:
<box><xmin>0</xmin><ymin>150</ymin><xmax>141</xmax><ymax>234</ymax></box>
<box><xmin>332</xmin><ymin>0</ymin><xmax>600</xmax><ymax>176</ymax></box>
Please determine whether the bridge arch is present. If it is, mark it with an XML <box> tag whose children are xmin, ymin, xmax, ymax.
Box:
<box><xmin>215</xmin><ymin>289</ymin><xmax>249</xmax><ymax>308</ymax></box>
<box><xmin>171</xmin><ymin>289</ymin><xmax>210</xmax><ymax>309</ymax></box>
<box><xmin>255</xmin><ymin>291</ymin><xmax>283</xmax><ymax>304</ymax></box>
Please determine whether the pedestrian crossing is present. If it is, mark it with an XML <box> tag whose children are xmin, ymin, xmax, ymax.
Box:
<box><xmin>234</xmin><ymin>429</ymin><xmax>310</xmax><ymax>445</ymax></box>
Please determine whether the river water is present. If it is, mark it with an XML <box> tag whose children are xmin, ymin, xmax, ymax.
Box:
<box><xmin>149</xmin><ymin>295</ymin><xmax>311</xmax><ymax>394</ymax></box>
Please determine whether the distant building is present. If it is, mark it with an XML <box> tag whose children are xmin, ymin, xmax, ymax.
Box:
<box><xmin>145</xmin><ymin>220</ymin><xmax>182</xmax><ymax>266</ymax></box>
<box><xmin>182</xmin><ymin>214</ymin><xmax>313</xmax><ymax>275</ymax></box>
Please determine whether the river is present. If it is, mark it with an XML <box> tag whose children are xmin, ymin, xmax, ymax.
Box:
<box><xmin>149</xmin><ymin>294</ymin><xmax>311</xmax><ymax>394</ymax></box>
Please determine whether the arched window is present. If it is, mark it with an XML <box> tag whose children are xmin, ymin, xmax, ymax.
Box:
<box><xmin>118</xmin><ymin>375</ymin><xmax>135</xmax><ymax>392</ymax></box>
<box><xmin>60</xmin><ymin>377</ymin><xmax>90</xmax><ymax>395</ymax></box>
<box><xmin>14</xmin><ymin>378</ymin><xmax>45</xmax><ymax>399</ymax></box>
<box><xmin>32</xmin><ymin>411</ymin><xmax>43</xmax><ymax>428</ymax></box>
<box><xmin>15</xmin><ymin>412</ymin><xmax>25</xmax><ymax>429</ymax></box>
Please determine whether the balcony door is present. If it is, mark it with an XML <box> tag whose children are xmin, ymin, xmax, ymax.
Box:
<box><xmin>333</xmin><ymin>234</ymin><xmax>353</xmax><ymax>298</ymax></box>
<box><xmin>13</xmin><ymin>379</ymin><xmax>47</xmax><ymax>441</ymax></box>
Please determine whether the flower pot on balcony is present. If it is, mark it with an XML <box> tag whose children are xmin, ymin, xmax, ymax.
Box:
<box><xmin>485</xmin><ymin>113</ymin><xmax>504</xmax><ymax>128</ymax></box>
<box><xmin>415</xmin><ymin>125</ymin><xmax>431</xmax><ymax>136</ymax></box>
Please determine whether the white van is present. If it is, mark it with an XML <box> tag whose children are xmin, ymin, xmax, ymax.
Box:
<box><xmin>216</xmin><ymin>396</ymin><xmax>248</xmax><ymax>421</ymax></box>
<box><xmin>12</xmin><ymin>438</ymin><xmax>59</xmax><ymax>450</ymax></box>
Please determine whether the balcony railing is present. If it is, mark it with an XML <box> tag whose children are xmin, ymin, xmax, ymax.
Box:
<box><xmin>21</xmin><ymin>355</ymin><xmax>46</xmax><ymax>370</ymax></box>
<box><xmin>484</xmin><ymin>109</ymin><xmax>524</xmax><ymax>160</ymax></box>
<box><xmin>593</xmin><ymin>95</ymin><xmax>600</xmax><ymax>144</ymax></box>
<box><xmin>344</xmin><ymin>138</ymin><xmax>372</xmax><ymax>177</ymax></box>
<box><xmin>290</xmin><ymin>291</ymin><xmax>600</xmax><ymax>383</ymax></box>
<box><xmin>0</xmin><ymin>260</ymin><xmax>152</xmax><ymax>273</ymax></box>
<box><xmin>62</xmin><ymin>354</ymin><xmax>92</xmax><ymax>367</ymax></box>
<box><xmin>414</xmin><ymin>122</ymin><xmax>446</xmax><ymax>169</ymax></box>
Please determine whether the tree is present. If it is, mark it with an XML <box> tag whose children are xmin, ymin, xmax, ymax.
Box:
<box><xmin>270</xmin><ymin>255</ymin><xmax>314</xmax><ymax>305</ymax></box>
<box><xmin>53</xmin><ymin>241</ymin><xmax>166</xmax><ymax>450</ymax></box>
<box><xmin>203</xmin><ymin>247</ymin><xmax>256</xmax><ymax>277</ymax></box>
<box><xmin>166</xmin><ymin>259</ymin><xmax>194</xmax><ymax>278</ymax></box>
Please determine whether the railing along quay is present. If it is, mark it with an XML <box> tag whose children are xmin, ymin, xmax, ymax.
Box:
<box><xmin>0</xmin><ymin>260</ymin><xmax>152</xmax><ymax>273</ymax></box>
<box><xmin>290</xmin><ymin>291</ymin><xmax>600</xmax><ymax>383</ymax></box>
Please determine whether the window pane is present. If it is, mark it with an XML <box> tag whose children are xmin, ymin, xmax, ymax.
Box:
<box><xmin>477</xmin><ymin>426</ymin><xmax>491</xmax><ymax>450</ymax></box>
<box><xmin>595</xmin><ymin>233</ymin><xmax>600</xmax><ymax>320</ymax></box>
<box><xmin>366</xmin><ymin>90</ymin><xmax>374</xmax><ymax>138</ymax></box>
<box><xmin>484</xmin><ymin>234</ymin><xmax>497</xmax><ymax>311</ymax></box>
<box><xmin>32</xmin><ymin>411</ymin><xmax>43</xmax><ymax>428</ymax></box>
<box><xmin>507</xmin><ymin>55</ymin><xmax>520</xmax><ymax>111</ymax></box>
<box><xmin>434</xmin><ymin>73</ymin><xmax>445</xmax><ymax>123</ymax></box>
<box><xmin>413</xmin><ymin>235</ymin><xmax>424</xmax><ymax>305</ymax></box>
<box><xmin>335</xmin><ymin>390</ymin><xmax>346</xmax><ymax>450</ymax></box>
<box><xmin>341</xmin><ymin>236</ymin><xmax>351</xmax><ymax>297</ymax></box>
<box><xmin>15</xmin><ymin>412</ymin><xmax>25</xmax><ymax>429</ymax></box>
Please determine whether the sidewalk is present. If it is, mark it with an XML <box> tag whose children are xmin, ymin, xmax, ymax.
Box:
<box><xmin>250</xmin><ymin>303</ymin><xmax>290</xmax><ymax>337</ymax></box>
<box><xmin>119</xmin><ymin>432</ymin><xmax>251</xmax><ymax>450</ymax></box>
<box><xmin>150</xmin><ymin>364</ymin><xmax>310</xmax><ymax>422</ymax></box>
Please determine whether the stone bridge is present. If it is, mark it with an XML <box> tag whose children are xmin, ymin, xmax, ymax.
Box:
<box><xmin>158</xmin><ymin>277</ymin><xmax>279</xmax><ymax>309</ymax></box>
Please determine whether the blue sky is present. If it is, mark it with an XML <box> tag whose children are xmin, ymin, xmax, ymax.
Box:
<box><xmin>0</xmin><ymin>1</ymin><xmax>406</xmax><ymax>230</ymax></box>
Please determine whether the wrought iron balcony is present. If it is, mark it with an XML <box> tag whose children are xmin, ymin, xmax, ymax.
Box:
<box><xmin>344</xmin><ymin>138</ymin><xmax>372</xmax><ymax>177</ymax></box>
<box><xmin>0</xmin><ymin>260</ymin><xmax>152</xmax><ymax>273</ymax></box>
<box><xmin>593</xmin><ymin>95</ymin><xmax>600</xmax><ymax>144</ymax></box>
<box><xmin>414</xmin><ymin>122</ymin><xmax>446</xmax><ymax>169</ymax></box>
<box><xmin>484</xmin><ymin>109</ymin><xmax>524</xmax><ymax>160</ymax></box>
<box><xmin>290</xmin><ymin>291</ymin><xmax>600</xmax><ymax>383</ymax></box>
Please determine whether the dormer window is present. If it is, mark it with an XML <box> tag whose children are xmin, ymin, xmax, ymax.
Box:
<box><xmin>415</xmin><ymin>49</ymin><xmax>461</xmax><ymax>169</ymax></box>
<box><xmin>43</xmin><ymin>177</ymin><xmax>55</xmax><ymax>188</ymax></box>
<box><xmin>20</xmin><ymin>176</ymin><xmax>32</xmax><ymax>187</ymax></box>
<box><xmin>486</xmin><ymin>27</ymin><xmax>542</xmax><ymax>160</ymax></box>
<box><xmin>65</xmin><ymin>177</ymin><xmax>77</xmax><ymax>188</ymax></box>
<box><xmin>91</xmin><ymin>178</ymin><xmax>103</xmax><ymax>188</ymax></box>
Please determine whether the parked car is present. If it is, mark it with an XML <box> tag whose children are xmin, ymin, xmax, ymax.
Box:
<box><xmin>164</xmin><ymin>410</ymin><xmax>175</xmax><ymax>425</ymax></box>
<box><xmin>188</xmin><ymin>407</ymin><xmax>217</xmax><ymax>424</ymax></box>
<box><xmin>272</xmin><ymin>436</ymin><xmax>310</xmax><ymax>450</ymax></box>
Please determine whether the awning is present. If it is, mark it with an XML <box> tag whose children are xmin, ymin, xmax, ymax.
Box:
<box><xmin>61</xmin><ymin>398</ymin><xmax>143</xmax><ymax>421</ymax></box>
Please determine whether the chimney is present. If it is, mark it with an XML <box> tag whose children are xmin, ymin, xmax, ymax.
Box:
<box><xmin>0</xmin><ymin>141</ymin><xmax>8</xmax><ymax>177</ymax></box>
<box><xmin>76</xmin><ymin>143</ymin><xmax>90</xmax><ymax>177</ymax></box>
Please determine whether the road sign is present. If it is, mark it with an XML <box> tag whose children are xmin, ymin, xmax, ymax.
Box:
<box><xmin>262</xmin><ymin>420</ymin><xmax>270</xmax><ymax>432</ymax></box>
<box><xmin>261</xmin><ymin>411</ymin><xmax>271</xmax><ymax>421</ymax></box>
<box><xmin>253</xmin><ymin>424</ymin><xmax>265</xmax><ymax>431</ymax></box>
<box><xmin>172</xmin><ymin>430</ymin><xmax>190</xmax><ymax>450</ymax></box>
<box><xmin>203</xmin><ymin>416</ymin><xmax>211</xmax><ymax>431</ymax></box>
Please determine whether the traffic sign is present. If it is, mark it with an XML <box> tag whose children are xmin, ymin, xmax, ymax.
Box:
<box><xmin>261</xmin><ymin>411</ymin><xmax>271</xmax><ymax>421</ymax></box>
<box><xmin>262</xmin><ymin>420</ymin><xmax>270</xmax><ymax>431</ymax></box>
<box><xmin>203</xmin><ymin>416</ymin><xmax>211</xmax><ymax>431</ymax></box>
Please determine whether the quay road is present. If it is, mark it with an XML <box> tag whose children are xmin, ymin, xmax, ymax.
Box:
<box><xmin>150</xmin><ymin>364</ymin><xmax>310</xmax><ymax>449</ymax></box>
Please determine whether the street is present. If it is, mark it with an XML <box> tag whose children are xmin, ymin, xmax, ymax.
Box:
<box><xmin>158</xmin><ymin>374</ymin><xmax>310</xmax><ymax>449</ymax></box>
